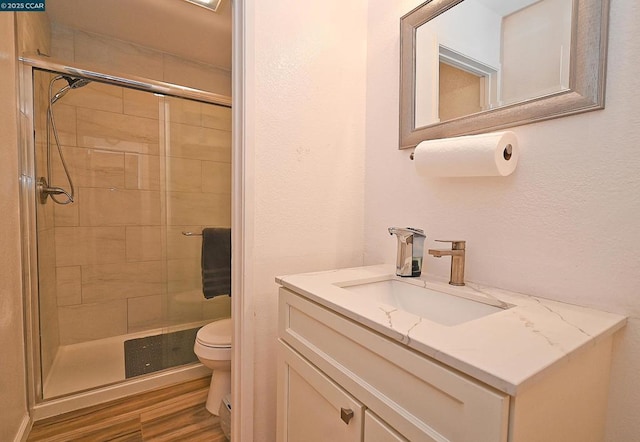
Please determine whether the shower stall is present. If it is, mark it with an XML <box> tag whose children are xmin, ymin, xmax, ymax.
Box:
<box><xmin>19</xmin><ymin>57</ymin><xmax>232</xmax><ymax>412</ymax></box>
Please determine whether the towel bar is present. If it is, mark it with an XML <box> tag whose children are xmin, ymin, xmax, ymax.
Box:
<box><xmin>182</xmin><ymin>231</ymin><xmax>203</xmax><ymax>237</ymax></box>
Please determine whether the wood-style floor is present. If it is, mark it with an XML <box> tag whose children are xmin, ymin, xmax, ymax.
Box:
<box><xmin>27</xmin><ymin>376</ymin><xmax>228</xmax><ymax>442</ymax></box>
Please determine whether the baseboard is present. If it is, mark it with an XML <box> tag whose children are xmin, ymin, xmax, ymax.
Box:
<box><xmin>14</xmin><ymin>413</ymin><xmax>32</xmax><ymax>442</ymax></box>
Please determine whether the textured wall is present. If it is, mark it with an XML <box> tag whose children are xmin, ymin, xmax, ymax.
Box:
<box><xmin>0</xmin><ymin>13</ymin><xmax>29</xmax><ymax>442</ymax></box>
<box><xmin>364</xmin><ymin>1</ymin><xmax>640</xmax><ymax>440</ymax></box>
<box><xmin>245</xmin><ymin>0</ymin><xmax>368</xmax><ymax>438</ymax></box>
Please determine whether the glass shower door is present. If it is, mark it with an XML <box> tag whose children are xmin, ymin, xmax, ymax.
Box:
<box><xmin>163</xmin><ymin>96</ymin><xmax>232</xmax><ymax>331</ymax></box>
<box><xmin>121</xmin><ymin>96</ymin><xmax>233</xmax><ymax>380</ymax></box>
<box><xmin>31</xmin><ymin>68</ymin><xmax>231</xmax><ymax>400</ymax></box>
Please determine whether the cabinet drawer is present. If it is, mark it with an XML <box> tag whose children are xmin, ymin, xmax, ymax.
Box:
<box><xmin>279</xmin><ymin>288</ymin><xmax>509</xmax><ymax>442</ymax></box>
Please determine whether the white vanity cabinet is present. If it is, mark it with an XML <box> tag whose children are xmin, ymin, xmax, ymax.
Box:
<box><xmin>277</xmin><ymin>287</ymin><xmax>509</xmax><ymax>442</ymax></box>
<box><xmin>276</xmin><ymin>281</ymin><xmax>622</xmax><ymax>442</ymax></box>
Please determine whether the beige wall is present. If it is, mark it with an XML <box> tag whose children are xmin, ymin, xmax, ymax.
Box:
<box><xmin>0</xmin><ymin>13</ymin><xmax>29</xmax><ymax>442</ymax></box>
<box><xmin>16</xmin><ymin>11</ymin><xmax>50</xmax><ymax>56</ymax></box>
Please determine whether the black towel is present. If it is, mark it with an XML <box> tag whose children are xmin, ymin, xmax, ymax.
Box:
<box><xmin>201</xmin><ymin>227</ymin><xmax>231</xmax><ymax>299</ymax></box>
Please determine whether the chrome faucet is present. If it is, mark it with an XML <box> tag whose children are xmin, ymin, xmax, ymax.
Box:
<box><xmin>388</xmin><ymin>227</ymin><xmax>426</xmax><ymax>277</ymax></box>
<box><xmin>428</xmin><ymin>240</ymin><xmax>466</xmax><ymax>286</ymax></box>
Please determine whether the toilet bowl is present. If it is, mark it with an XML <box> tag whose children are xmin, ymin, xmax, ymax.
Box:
<box><xmin>194</xmin><ymin>318</ymin><xmax>232</xmax><ymax>415</ymax></box>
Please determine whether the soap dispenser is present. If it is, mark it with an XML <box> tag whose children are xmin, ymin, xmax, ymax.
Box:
<box><xmin>388</xmin><ymin>227</ymin><xmax>426</xmax><ymax>277</ymax></box>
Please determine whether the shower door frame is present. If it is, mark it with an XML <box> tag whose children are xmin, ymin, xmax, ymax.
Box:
<box><xmin>18</xmin><ymin>55</ymin><xmax>232</xmax><ymax>420</ymax></box>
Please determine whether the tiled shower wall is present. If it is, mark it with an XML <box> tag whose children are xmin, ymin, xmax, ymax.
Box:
<box><xmin>50</xmin><ymin>24</ymin><xmax>231</xmax><ymax>96</ymax></box>
<box><xmin>36</xmin><ymin>75</ymin><xmax>231</xmax><ymax>346</ymax></box>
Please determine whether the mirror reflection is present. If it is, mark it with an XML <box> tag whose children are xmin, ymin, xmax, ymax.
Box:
<box><xmin>414</xmin><ymin>0</ymin><xmax>573</xmax><ymax>128</ymax></box>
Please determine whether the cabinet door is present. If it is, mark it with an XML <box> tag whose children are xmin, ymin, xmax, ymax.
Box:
<box><xmin>277</xmin><ymin>341</ymin><xmax>363</xmax><ymax>442</ymax></box>
<box><xmin>364</xmin><ymin>411</ymin><xmax>409</xmax><ymax>442</ymax></box>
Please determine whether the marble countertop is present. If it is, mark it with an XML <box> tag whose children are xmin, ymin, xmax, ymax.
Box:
<box><xmin>276</xmin><ymin>264</ymin><xmax>627</xmax><ymax>395</ymax></box>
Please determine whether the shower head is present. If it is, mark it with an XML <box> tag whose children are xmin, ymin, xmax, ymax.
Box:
<box><xmin>64</xmin><ymin>76</ymin><xmax>91</xmax><ymax>89</ymax></box>
<box><xmin>50</xmin><ymin>75</ymin><xmax>91</xmax><ymax>105</ymax></box>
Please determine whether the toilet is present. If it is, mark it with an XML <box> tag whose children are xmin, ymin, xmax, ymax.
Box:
<box><xmin>194</xmin><ymin>317</ymin><xmax>232</xmax><ymax>415</ymax></box>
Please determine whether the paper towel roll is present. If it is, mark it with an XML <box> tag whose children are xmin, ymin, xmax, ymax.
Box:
<box><xmin>413</xmin><ymin>131</ymin><xmax>519</xmax><ymax>177</ymax></box>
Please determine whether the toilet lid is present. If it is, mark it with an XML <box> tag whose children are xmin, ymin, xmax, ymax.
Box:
<box><xmin>197</xmin><ymin>318</ymin><xmax>232</xmax><ymax>347</ymax></box>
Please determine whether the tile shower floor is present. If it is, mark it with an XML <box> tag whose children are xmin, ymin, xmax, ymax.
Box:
<box><xmin>43</xmin><ymin>322</ymin><xmax>207</xmax><ymax>399</ymax></box>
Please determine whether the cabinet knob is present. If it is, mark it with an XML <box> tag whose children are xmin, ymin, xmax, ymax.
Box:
<box><xmin>340</xmin><ymin>408</ymin><xmax>354</xmax><ymax>424</ymax></box>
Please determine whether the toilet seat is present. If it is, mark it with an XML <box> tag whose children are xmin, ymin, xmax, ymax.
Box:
<box><xmin>196</xmin><ymin>318</ymin><xmax>232</xmax><ymax>348</ymax></box>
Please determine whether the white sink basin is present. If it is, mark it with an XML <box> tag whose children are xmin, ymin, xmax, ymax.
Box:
<box><xmin>341</xmin><ymin>279</ymin><xmax>507</xmax><ymax>326</ymax></box>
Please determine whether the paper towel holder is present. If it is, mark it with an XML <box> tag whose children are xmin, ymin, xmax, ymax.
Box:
<box><xmin>410</xmin><ymin>144</ymin><xmax>514</xmax><ymax>162</ymax></box>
